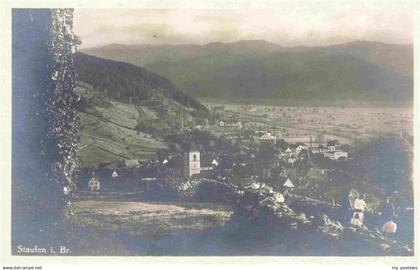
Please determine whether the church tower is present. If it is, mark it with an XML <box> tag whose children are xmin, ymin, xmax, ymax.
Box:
<box><xmin>184</xmin><ymin>142</ymin><xmax>201</xmax><ymax>178</ymax></box>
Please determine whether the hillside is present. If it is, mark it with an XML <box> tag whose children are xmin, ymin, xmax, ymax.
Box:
<box><xmin>82</xmin><ymin>40</ymin><xmax>413</xmax><ymax>104</ymax></box>
<box><xmin>74</xmin><ymin>52</ymin><xmax>207</xmax><ymax>111</ymax></box>
<box><xmin>322</xmin><ymin>41</ymin><xmax>413</xmax><ymax>77</ymax></box>
<box><xmin>74</xmin><ymin>53</ymin><xmax>210</xmax><ymax>168</ymax></box>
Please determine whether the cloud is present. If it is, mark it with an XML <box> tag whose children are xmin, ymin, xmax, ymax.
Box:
<box><xmin>74</xmin><ymin>7</ymin><xmax>414</xmax><ymax>48</ymax></box>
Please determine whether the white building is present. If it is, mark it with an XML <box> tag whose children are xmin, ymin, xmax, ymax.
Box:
<box><xmin>184</xmin><ymin>142</ymin><xmax>201</xmax><ymax>178</ymax></box>
<box><xmin>323</xmin><ymin>151</ymin><xmax>348</xmax><ymax>160</ymax></box>
<box><xmin>260</xmin><ymin>132</ymin><xmax>277</xmax><ymax>144</ymax></box>
<box><xmin>295</xmin><ymin>145</ymin><xmax>307</xmax><ymax>155</ymax></box>
<box><xmin>88</xmin><ymin>176</ymin><xmax>100</xmax><ymax>192</ymax></box>
<box><xmin>125</xmin><ymin>159</ymin><xmax>140</xmax><ymax>168</ymax></box>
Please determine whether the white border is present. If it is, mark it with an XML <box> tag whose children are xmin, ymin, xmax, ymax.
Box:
<box><xmin>0</xmin><ymin>1</ymin><xmax>419</xmax><ymax>269</ymax></box>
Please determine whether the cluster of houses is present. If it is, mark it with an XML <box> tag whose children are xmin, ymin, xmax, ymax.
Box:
<box><xmin>258</xmin><ymin>131</ymin><xmax>349</xmax><ymax>161</ymax></box>
<box><xmin>310</xmin><ymin>140</ymin><xmax>349</xmax><ymax>161</ymax></box>
<box><xmin>86</xmin><ymin>130</ymin><xmax>349</xmax><ymax>193</ymax></box>
<box><xmin>86</xmin><ymin>142</ymin><xmax>235</xmax><ymax>191</ymax></box>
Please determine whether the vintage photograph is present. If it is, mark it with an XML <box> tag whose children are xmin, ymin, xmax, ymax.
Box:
<box><xmin>10</xmin><ymin>4</ymin><xmax>414</xmax><ymax>257</ymax></box>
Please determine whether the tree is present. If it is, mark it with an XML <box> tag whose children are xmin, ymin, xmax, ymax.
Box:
<box><xmin>352</xmin><ymin>136</ymin><xmax>413</xmax><ymax>206</ymax></box>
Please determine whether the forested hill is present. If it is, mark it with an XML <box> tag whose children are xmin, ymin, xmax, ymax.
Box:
<box><xmin>74</xmin><ymin>52</ymin><xmax>207</xmax><ymax>111</ymax></box>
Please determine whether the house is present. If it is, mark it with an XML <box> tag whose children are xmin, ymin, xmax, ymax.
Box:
<box><xmin>326</xmin><ymin>140</ymin><xmax>338</xmax><ymax>152</ymax></box>
<box><xmin>283</xmin><ymin>178</ymin><xmax>295</xmax><ymax>188</ymax></box>
<box><xmin>323</xmin><ymin>151</ymin><xmax>348</xmax><ymax>160</ymax></box>
<box><xmin>125</xmin><ymin>159</ymin><xmax>140</xmax><ymax>168</ymax></box>
<box><xmin>199</xmin><ymin>154</ymin><xmax>215</xmax><ymax>178</ymax></box>
<box><xmin>88</xmin><ymin>176</ymin><xmax>100</xmax><ymax>192</ymax></box>
<box><xmin>165</xmin><ymin>156</ymin><xmax>184</xmax><ymax>178</ymax></box>
<box><xmin>233</xmin><ymin>121</ymin><xmax>243</xmax><ymax>129</ymax></box>
<box><xmin>200</xmin><ymin>154</ymin><xmax>215</xmax><ymax>171</ymax></box>
<box><xmin>309</xmin><ymin>147</ymin><xmax>320</xmax><ymax>154</ymax></box>
<box><xmin>294</xmin><ymin>144</ymin><xmax>307</xmax><ymax>155</ymax></box>
<box><xmin>142</xmin><ymin>177</ymin><xmax>156</xmax><ymax>182</ymax></box>
<box><xmin>260</xmin><ymin>132</ymin><xmax>277</xmax><ymax>144</ymax></box>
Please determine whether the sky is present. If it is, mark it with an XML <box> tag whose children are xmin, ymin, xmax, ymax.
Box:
<box><xmin>74</xmin><ymin>5</ymin><xmax>415</xmax><ymax>49</ymax></box>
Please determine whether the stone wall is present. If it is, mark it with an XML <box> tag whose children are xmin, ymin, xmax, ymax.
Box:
<box><xmin>171</xmin><ymin>178</ymin><xmax>413</xmax><ymax>255</ymax></box>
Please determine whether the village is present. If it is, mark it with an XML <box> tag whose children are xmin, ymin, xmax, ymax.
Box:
<box><xmin>82</xmin><ymin>106</ymin><xmax>355</xmax><ymax>196</ymax></box>
<box><xmin>76</xmin><ymin>102</ymin><xmax>413</xmax><ymax>249</ymax></box>
<box><xmin>82</xmin><ymin>103</ymin><xmax>412</xmax><ymax>200</ymax></box>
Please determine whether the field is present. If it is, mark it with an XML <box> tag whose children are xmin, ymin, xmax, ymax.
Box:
<box><xmin>80</xmin><ymin>110</ymin><xmax>168</xmax><ymax>167</ymax></box>
<box><xmin>204</xmin><ymin>102</ymin><xmax>412</xmax><ymax>145</ymax></box>
<box><xmin>76</xmin><ymin>84</ymin><xmax>171</xmax><ymax>168</ymax></box>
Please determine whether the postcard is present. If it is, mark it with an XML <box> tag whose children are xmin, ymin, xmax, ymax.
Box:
<box><xmin>1</xmin><ymin>1</ymin><xmax>419</xmax><ymax>269</ymax></box>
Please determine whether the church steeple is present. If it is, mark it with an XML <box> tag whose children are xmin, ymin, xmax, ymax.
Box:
<box><xmin>184</xmin><ymin>142</ymin><xmax>201</xmax><ymax>178</ymax></box>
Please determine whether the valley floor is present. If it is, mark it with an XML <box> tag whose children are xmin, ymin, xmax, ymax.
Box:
<box><xmin>204</xmin><ymin>103</ymin><xmax>412</xmax><ymax>144</ymax></box>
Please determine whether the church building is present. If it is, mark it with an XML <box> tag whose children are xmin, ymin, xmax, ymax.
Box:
<box><xmin>184</xmin><ymin>142</ymin><xmax>201</xmax><ymax>178</ymax></box>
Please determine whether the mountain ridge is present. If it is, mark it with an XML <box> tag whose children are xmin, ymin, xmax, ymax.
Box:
<box><xmin>81</xmin><ymin>40</ymin><xmax>413</xmax><ymax>103</ymax></box>
<box><xmin>91</xmin><ymin>39</ymin><xmax>412</xmax><ymax>51</ymax></box>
